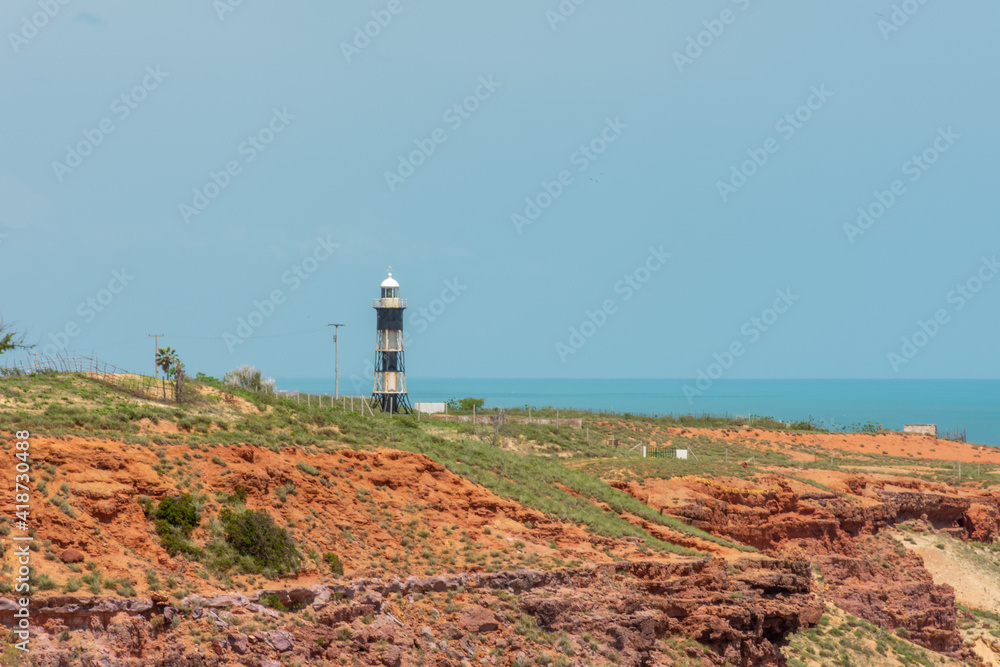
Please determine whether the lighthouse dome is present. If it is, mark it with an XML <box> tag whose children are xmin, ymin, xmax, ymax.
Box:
<box><xmin>380</xmin><ymin>272</ymin><xmax>399</xmax><ymax>289</ymax></box>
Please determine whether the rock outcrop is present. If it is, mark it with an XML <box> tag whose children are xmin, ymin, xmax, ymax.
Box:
<box><xmin>622</xmin><ymin>474</ymin><xmax>993</xmax><ymax>659</ymax></box>
<box><xmin>2</xmin><ymin>561</ymin><xmax>822</xmax><ymax>667</ymax></box>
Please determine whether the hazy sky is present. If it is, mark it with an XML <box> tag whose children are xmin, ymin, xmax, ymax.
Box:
<box><xmin>2</xmin><ymin>0</ymin><xmax>998</xmax><ymax>382</ymax></box>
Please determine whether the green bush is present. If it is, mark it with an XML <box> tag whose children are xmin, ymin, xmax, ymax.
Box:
<box><xmin>152</xmin><ymin>494</ymin><xmax>202</xmax><ymax>557</ymax></box>
<box><xmin>447</xmin><ymin>397</ymin><xmax>485</xmax><ymax>412</ymax></box>
<box><xmin>137</xmin><ymin>496</ymin><xmax>154</xmax><ymax>517</ymax></box>
<box><xmin>323</xmin><ymin>552</ymin><xmax>344</xmax><ymax>576</ymax></box>
<box><xmin>219</xmin><ymin>487</ymin><xmax>247</xmax><ymax>505</ymax></box>
<box><xmin>223</xmin><ymin>365</ymin><xmax>275</xmax><ymax>394</ymax></box>
<box><xmin>220</xmin><ymin>508</ymin><xmax>301</xmax><ymax>574</ymax></box>
<box><xmin>296</xmin><ymin>461</ymin><xmax>320</xmax><ymax>476</ymax></box>
<box><xmin>50</xmin><ymin>497</ymin><xmax>76</xmax><ymax>518</ymax></box>
<box><xmin>259</xmin><ymin>593</ymin><xmax>287</xmax><ymax>611</ymax></box>
<box><xmin>156</xmin><ymin>494</ymin><xmax>200</xmax><ymax>531</ymax></box>
<box><xmin>82</xmin><ymin>571</ymin><xmax>102</xmax><ymax>595</ymax></box>
<box><xmin>275</xmin><ymin>482</ymin><xmax>296</xmax><ymax>503</ymax></box>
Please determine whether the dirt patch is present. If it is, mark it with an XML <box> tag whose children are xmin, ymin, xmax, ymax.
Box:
<box><xmin>195</xmin><ymin>384</ymin><xmax>268</xmax><ymax>414</ymax></box>
<box><xmin>137</xmin><ymin>418</ymin><xmax>179</xmax><ymax>434</ymax></box>
<box><xmin>899</xmin><ymin>530</ymin><xmax>1000</xmax><ymax>615</ymax></box>
<box><xmin>675</xmin><ymin>426</ymin><xmax>1000</xmax><ymax>465</ymax></box>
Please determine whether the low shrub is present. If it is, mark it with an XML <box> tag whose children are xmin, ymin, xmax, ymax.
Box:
<box><xmin>151</xmin><ymin>494</ymin><xmax>202</xmax><ymax>557</ymax></box>
<box><xmin>323</xmin><ymin>552</ymin><xmax>344</xmax><ymax>576</ymax></box>
<box><xmin>296</xmin><ymin>461</ymin><xmax>320</xmax><ymax>476</ymax></box>
<box><xmin>220</xmin><ymin>508</ymin><xmax>301</xmax><ymax>575</ymax></box>
<box><xmin>259</xmin><ymin>593</ymin><xmax>287</xmax><ymax>612</ymax></box>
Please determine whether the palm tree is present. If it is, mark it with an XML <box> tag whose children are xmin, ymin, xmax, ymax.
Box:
<box><xmin>0</xmin><ymin>320</ymin><xmax>32</xmax><ymax>356</ymax></box>
<box><xmin>155</xmin><ymin>347</ymin><xmax>176</xmax><ymax>400</ymax></box>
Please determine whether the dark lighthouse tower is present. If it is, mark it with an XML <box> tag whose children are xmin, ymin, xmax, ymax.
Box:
<box><xmin>372</xmin><ymin>269</ymin><xmax>411</xmax><ymax>413</ymax></box>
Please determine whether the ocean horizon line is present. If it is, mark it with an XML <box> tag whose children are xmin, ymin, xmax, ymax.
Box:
<box><xmin>272</xmin><ymin>378</ymin><xmax>1000</xmax><ymax>446</ymax></box>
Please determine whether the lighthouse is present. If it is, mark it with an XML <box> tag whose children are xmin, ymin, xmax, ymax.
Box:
<box><xmin>372</xmin><ymin>269</ymin><xmax>412</xmax><ymax>414</ymax></box>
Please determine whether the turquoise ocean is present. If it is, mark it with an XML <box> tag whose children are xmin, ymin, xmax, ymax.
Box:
<box><xmin>275</xmin><ymin>378</ymin><xmax>1000</xmax><ymax>447</ymax></box>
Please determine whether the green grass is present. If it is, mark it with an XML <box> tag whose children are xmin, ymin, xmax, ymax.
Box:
<box><xmin>49</xmin><ymin>497</ymin><xmax>76</xmax><ymax>518</ymax></box>
<box><xmin>785</xmin><ymin>608</ymin><xmax>942</xmax><ymax>667</ymax></box>
<box><xmin>1</xmin><ymin>373</ymin><xmax>741</xmax><ymax>554</ymax></box>
<box><xmin>296</xmin><ymin>461</ymin><xmax>320</xmax><ymax>476</ymax></box>
<box><xmin>386</xmin><ymin>428</ymin><xmax>746</xmax><ymax>554</ymax></box>
<box><xmin>775</xmin><ymin>473</ymin><xmax>839</xmax><ymax>496</ymax></box>
<box><xmin>14</xmin><ymin>370</ymin><xmax>939</xmax><ymax>560</ymax></box>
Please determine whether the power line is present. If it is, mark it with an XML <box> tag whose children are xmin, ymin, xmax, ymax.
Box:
<box><xmin>148</xmin><ymin>334</ymin><xmax>164</xmax><ymax>378</ymax></box>
<box><xmin>82</xmin><ymin>334</ymin><xmax>149</xmax><ymax>351</ymax></box>
<box><xmin>167</xmin><ymin>326</ymin><xmax>330</xmax><ymax>341</ymax></box>
<box><xmin>60</xmin><ymin>328</ymin><xmax>331</xmax><ymax>352</ymax></box>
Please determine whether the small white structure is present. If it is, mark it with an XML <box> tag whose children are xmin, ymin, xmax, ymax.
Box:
<box><xmin>675</xmin><ymin>449</ymin><xmax>689</xmax><ymax>460</ymax></box>
<box><xmin>414</xmin><ymin>401</ymin><xmax>446</xmax><ymax>414</ymax></box>
<box><xmin>904</xmin><ymin>424</ymin><xmax>937</xmax><ymax>437</ymax></box>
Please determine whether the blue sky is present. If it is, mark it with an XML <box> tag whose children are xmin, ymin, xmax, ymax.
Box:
<box><xmin>1</xmin><ymin>0</ymin><xmax>998</xmax><ymax>383</ymax></box>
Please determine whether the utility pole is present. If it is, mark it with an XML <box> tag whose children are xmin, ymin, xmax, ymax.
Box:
<box><xmin>148</xmin><ymin>334</ymin><xmax>164</xmax><ymax>378</ymax></box>
<box><xmin>328</xmin><ymin>324</ymin><xmax>344</xmax><ymax>399</ymax></box>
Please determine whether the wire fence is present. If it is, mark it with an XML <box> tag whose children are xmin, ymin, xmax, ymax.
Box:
<box><xmin>277</xmin><ymin>391</ymin><xmax>376</xmax><ymax>416</ymax></box>
<box><xmin>2</xmin><ymin>356</ymin><xmax>466</xmax><ymax>420</ymax></box>
<box><xmin>941</xmin><ymin>427</ymin><xmax>967</xmax><ymax>443</ymax></box>
<box><xmin>0</xmin><ymin>354</ymin><xmax>175</xmax><ymax>401</ymax></box>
